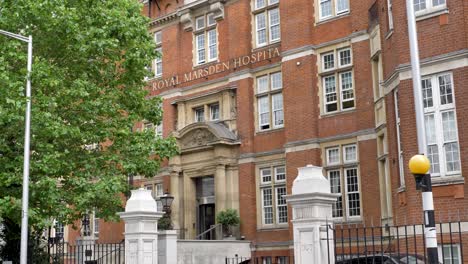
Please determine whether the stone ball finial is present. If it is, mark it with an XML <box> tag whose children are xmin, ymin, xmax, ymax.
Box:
<box><xmin>125</xmin><ymin>188</ymin><xmax>157</xmax><ymax>212</ymax></box>
<box><xmin>292</xmin><ymin>164</ymin><xmax>331</xmax><ymax>195</ymax></box>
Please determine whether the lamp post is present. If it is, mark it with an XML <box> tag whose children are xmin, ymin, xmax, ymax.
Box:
<box><xmin>409</xmin><ymin>154</ymin><xmax>438</xmax><ymax>264</ymax></box>
<box><xmin>0</xmin><ymin>29</ymin><xmax>33</xmax><ymax>264</ymax></box>
<box><xmin>160</xmin><ymin>191</ymin><xmax>174</xmax><ymax>215</ymax></box>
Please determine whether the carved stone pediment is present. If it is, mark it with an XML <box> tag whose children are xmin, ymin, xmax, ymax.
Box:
<box><xmin>175</xmin><ymin>122</ymin><xmax>240</xmax><ymax>152</ymax></box>
<box><xmin>180</xmin><ymin>128</ymin><xmax>217</xmax><ymax>149</ymax></box>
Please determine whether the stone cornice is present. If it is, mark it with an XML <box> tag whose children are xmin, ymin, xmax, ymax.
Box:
<box><xmin>382</xmin><ymin>49</ymin><xmax>468</xmax><ymax>94</ymax></box>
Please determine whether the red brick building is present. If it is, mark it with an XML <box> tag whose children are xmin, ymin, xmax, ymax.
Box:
<box><xmin>60</xmin><ymin>0</ymin><xmax>468</xmax><ymax>261</ymax></box>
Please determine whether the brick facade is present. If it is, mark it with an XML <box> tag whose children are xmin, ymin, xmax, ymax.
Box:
<box><xmin>67</xmin><ymin>0</ymin><xmax>468</xmax><ymax>260</ymax></box>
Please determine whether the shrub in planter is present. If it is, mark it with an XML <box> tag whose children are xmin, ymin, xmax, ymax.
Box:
<box><xmin>216</xmin><ymin>209</ymin><xmax>240</xmax><ymax>237</ymax></box>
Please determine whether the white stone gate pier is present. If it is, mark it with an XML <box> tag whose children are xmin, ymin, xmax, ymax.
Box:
<box><xmin>119</xmin><ymin>188</ymin><xmax>164</xmax><ymax>264</ymax></box>
<box><xmin>285</xmin><ymin>165</ymin><xmax>339</xmax><ymax>264</ymax></box>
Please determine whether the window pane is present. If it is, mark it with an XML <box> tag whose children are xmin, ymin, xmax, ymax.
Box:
<box><xmin>195</xmin><ymin>16</ymin><xmax>205</xmax><ymax>30</ymax></box>
<box><xmin>195</xmin><ymin>108</ymin><xmax>204</xmax><ymax>122</ymax></box>
<box><xmin>154</xmin><ymin>31</ymin><xmax>162</xmax><ymax>44</ymax></box>
<box><xmin>256</xmin><ymin>0</ymin><xmax>266</xmax><ymax>9</ymax></box>
<box><xmin>261</xmin><ymin>168</ymin><xmax>272</xmax><ymax>183</ymax></box>
<box><xmin>427</xmin><ymin>145</ymin><xmax>440</xmax><ymax>174</ymax></box>
<box><xmin>348</xmin><ymin>192</ymin><xmax>361</xmax><ymax>217</ymax></box>
<box><xmin>275</xmin><ymin>166</ymin><xmax>286</xmax><ymax>181</ymax></box>
<box><xmin>424</xmin><ymin>114</ymin><xmax>437</xmax><ymax>144</ymax></box>
<box><xmin>324</xmin><ymin>75</ymin><xmax>337</xmax><ymax>112</ymax></box>
<box><xmin>442</xmin><ymin>245</ymin><xmax>460</xmax><ymax>264</ymax></box>
<box><xmin>269</xmin><ymin>0</ymin><xmax>279</xmax><ymax>5</ymax></box>
<box><xmin>341</xmin><ymin>71</ymin><xmax>354</xmax><ymax>109</ymax></box>
<box><xmin>346</xmin><ymin>168</ymin><xmax>360</xmax><ymax>217</ymax></box>
<box><xmin>322</xmin><ymin>53</ymin><xmax>335</xmax><ymax>70</ymax></box>
<box><xmin>422</xmin><ymin>78</ymin><xmax>433</xmax><ymax>108</ymax></box>
<box><xmin>328</xmin><ymin>170</ymin><xmax>342</xmax><ymax>218</ymax></box>
<box><xmin>320</xmin><ymin>0</ymin><xmax>332</xmax><ymax>18</ymax></box>
<box><xmin>269</xmin><ymin>9</ymin><xmax>280</xmax><ymax>41</ymax></box>
<box><xmin>257</xmin><ymin>75</ymin><xmax>269</xmax><ymax>93</ymax></box>
<box><xmin>155</xmin><ymin>47</ymin><xmax>163</xmax><ymax>76</ymax></box>
<box><xmin>327</xmin><ymin>148</ymin><xmax>340</xmax><ymax>164</ymax></box>
<box><xmin>196</xmin><ymin>34</ymin><xmax>205</xmax><ymax>63</ymax></box>
<box><xmin>445</xmin><ymin>143</ymin><xmax>460</xmax><ymax>173</ymax></box>
<box><xmin>439</xmin><ymin>74</ymin><xmax>453</xmax><ymax>105</ymax></box>
<box><xmin>276</xmin><ymin>187</ymin><xmax>288</xmax><ymax>223</ymax></box>
<box><xmin>442</xmin><ymin>111</ymin><xmax>457</xmax><ymax>142</ymax></box>
<box><xmin>258</xmin><ymin>96</ymin><xmax>270</xmax><ymax>128</ymax></box>
<box><xmin>262</xmin><ymin>188</ymin><xmax>273</xmax><ymax>224</ymax></box>
<box><xmin>210</xmin><ymin>104</ymin><xmax>220</xmax><ymax>120</ymax></box>
<box><xmin>272</xmin><ymin>93</ymin><xmax>284</xmax><ymax>127</ymax></box>
<box><xmin>208</xmin><ymin>30</ymin><xmax>217</xmax><ymax>60</ymax></box>
<box><xmin>337</xmin><ymin>0</ymin><xmax>349</xmax><ymax>13</ymax></box>
<box><xmin>339</xmin><ymin>49</ymin><xmax>351</xmax><ymax>66</ymax></box>
<box><xmin>256</xmin><ymin>13</ymin><xmax>267</xmax><ymax>46</ymax></box>
<box><xmin>207</xmin><ymin>13</ymin><xmax>216</xmax><ymax>26</ymax></box>
<box><xmin>271</xmin><ymin>72</ymin><xmax>282</xmax><ymax>90</ymax></box>
<box><xmin>346</xmin><ymin>168</ymin><xmax>359</xmax><ymax>192</ymax></box>
<box><xmin>414</xmin><ymin>0</ymin><xmax>426</xmax><ymax>11</ymax></box>
<box><xmin>344</xmin><ymin>145</ymin><xmax>357</xmax><ymax>162</ymax></box>
<box><xmin>433</xmin><ymin>0</ymin><xmax>445</xmax><ymax>7</ymax></box>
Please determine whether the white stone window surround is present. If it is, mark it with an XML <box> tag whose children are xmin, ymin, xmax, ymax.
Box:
<box><xmin>194</xmin><ymin>107</ymin><xmax>205</xmax><ymax>122</ymax></box>
<box><xmin>259</xmin><ymin>165</ymin><xmax>288</xmax><ymax>227</ymax></box>
<box><xmin>324</xmin><ymin>143</ymin><xmax>361</xmax><ymax>221</ymax></box>
<box><xmin>255</xmin><ymin>71</ymin><xmax>284</xmax><ymax>132</ymax></box>
<box><xmin>209</xmin><ymin>103</ymin><xmax>220</xmax><ymax>121</ymax></box>
<box><xmin>422</xmin><ymin>72</ymin><xmax>460</xmax><ymax>178</ymax></box>
<box><xmin>387</xmin><ymin>0</ymin><xmax>394</xmax><ymax>31</ymax></box>
<box><xmin>318</xmin><ymin>0</ymin><xmax>350</xmax><ymax>22</ymax></box>
<box><xmin>438</xmin><ymin>244</ymin><xmax>461</xmax><ymax>264</ymax></box>
<box><xmin>319</xmin><ymin>47</ymin><xmax>355</xmax><ymax>114</ymax></box>
<box><xmin>414</xmin><ymin>0</ymin><xmax>447</xmax><ymax>18</ymax></box>
<box><xmin>155</xmin><ymin>31</ymin><xmax>162</xmax><ymax>77</ymax></box>
<box><xmin>194</xmin><ymin>13</ymin><xmax>218</xmax><ymax>65</ymax></box>
<box><xmin>252</xmin><ymin>0</ymin><xmax>280</xmax><ymax>48</ymax></box>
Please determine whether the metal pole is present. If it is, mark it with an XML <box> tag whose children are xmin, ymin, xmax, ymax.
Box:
<box><xmin>405</xmin><ymin>0</ymin><xmax>426</xmax><ymax>154</ymax></box>
<box><xmin>405</xmin><ymin>1</ymin><xmax>438</xmax><ymax>263</ymax></box>
<box><xmin>19</xmin><ymin>35</ymin><xmax>33</xmax><ymax>264</ymax></box>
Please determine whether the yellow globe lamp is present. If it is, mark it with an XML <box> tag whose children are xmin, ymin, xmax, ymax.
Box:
<box><xmin>408</xmin><ymin>154</ymin><xmax>431</xmax><ymax>174</ymax></box>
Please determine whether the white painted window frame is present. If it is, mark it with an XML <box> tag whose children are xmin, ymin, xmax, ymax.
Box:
<box><xmin>319</xmin><ymin>0</ymin><xmax>350</xmax><ymax>21</ymax></box>
<box><xmin>253</xmin><ymin>0</ymin><xmax>280</xmax><ymax>48</ymax></box>
<box><xmin>422</xmin><ymin>72</ymin><xmax>460</xmax><ymax>178</ymax></box>
<box><xmin>256</xmin><ymin>72</ymin><xmax>284</xmax><ymax>132</ymax></box>
<box><xmin>194</xmin><ymin>13</ymin><xmax>217</xmax><ymax>65</ymax></box>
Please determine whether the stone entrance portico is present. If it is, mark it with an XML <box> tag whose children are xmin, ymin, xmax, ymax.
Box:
<box><xmin>169</xmin><ymin>122</ymin><xmax>240</xmax><ymax>239</ymax></box>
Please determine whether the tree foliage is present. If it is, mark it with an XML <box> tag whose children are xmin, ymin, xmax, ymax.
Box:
<box><xmin>0</xmin><ymin>0</ymin><xmax>177</xmax><ymax>231</ymax></box>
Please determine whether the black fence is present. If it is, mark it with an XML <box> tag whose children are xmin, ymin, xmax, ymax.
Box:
<box><xmin>47</xmin><ymin>241</ymin><xmax>124</xmax><ymax>264</ymax></box>
<box><xmin>327</xmin><ymin>221</ymin><xmax>467</xmax><ymax>264</ymax></box>
<box><xmin>227</xmin><ymin>221</ymin><xmax>467</xmax><ymax>264</ymax></box>
<box><xmin>225</xmin><ymin>256</ymin><xmax>293</xmax><ymax>264</ymax></box>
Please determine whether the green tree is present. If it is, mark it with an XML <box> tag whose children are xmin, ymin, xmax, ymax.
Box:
<box><xmin>0</xmin><ymin>0</ymin><xmax>177</xmax><ymax>256</ymax></box>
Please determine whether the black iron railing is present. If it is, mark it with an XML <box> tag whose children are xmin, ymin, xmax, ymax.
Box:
<box><xmin>326</xmin><ymin>221</ymin><xmax>467</xmax><ymax>264</ymax></box>
<box><xmin>48</xmin><ymin>241</ymin><xmax>124</xmax><ymax>264</ymax></box>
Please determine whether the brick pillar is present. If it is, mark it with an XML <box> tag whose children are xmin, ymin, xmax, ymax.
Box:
<box><xmin>119</xmin><ymin>188</ymin><xmax>164</xmax><ymax>264</ymax></box>
<box><xmin>285</xmin><ymin>165</ymin><xmax>339</xmax><ymax>264</ymax></box>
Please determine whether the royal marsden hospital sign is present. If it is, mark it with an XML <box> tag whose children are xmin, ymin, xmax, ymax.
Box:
<box><xmin>151</xmin><ymin>47</ymin><xmax>280</xmax><ymax>91</ymax></box>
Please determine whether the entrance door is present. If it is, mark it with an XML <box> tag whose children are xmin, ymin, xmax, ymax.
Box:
<box><xmin>198</xmin><ymin>203</ymin><xmax>215</xmax><ymax>240</ymax></box>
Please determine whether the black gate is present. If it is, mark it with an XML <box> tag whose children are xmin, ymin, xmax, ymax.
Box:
<box><xmin>48</xmin><ymin>240</ymin><xmax>124</xmax><ymax>264</ymax></box>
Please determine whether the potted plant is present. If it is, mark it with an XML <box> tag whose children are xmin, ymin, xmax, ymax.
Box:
<box><xmin>216</xmin><ymin>209</ymin><xmax>240</xmax><ymax>239</ymax></box>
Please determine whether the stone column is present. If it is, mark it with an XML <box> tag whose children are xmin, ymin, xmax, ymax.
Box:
<box><xmin>119</xmin><ymin>188</ymin><xmax>164</xmax><ymax>264</ymax></box>
<box><xmin>285</xmin><ymin>165</ymin><xmax>339</xmax><ymax>264</ymax></box>
<box><xmin>158</xmin><ymin>230</ymin><xmax>178</xmax><ymax>264</ymax></box>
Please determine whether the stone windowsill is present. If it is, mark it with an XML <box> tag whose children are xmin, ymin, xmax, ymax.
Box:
<box><xmin>415</xmin><ymin>7</ymin><xmax>449</xmax><ymax>22</ymax></box>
